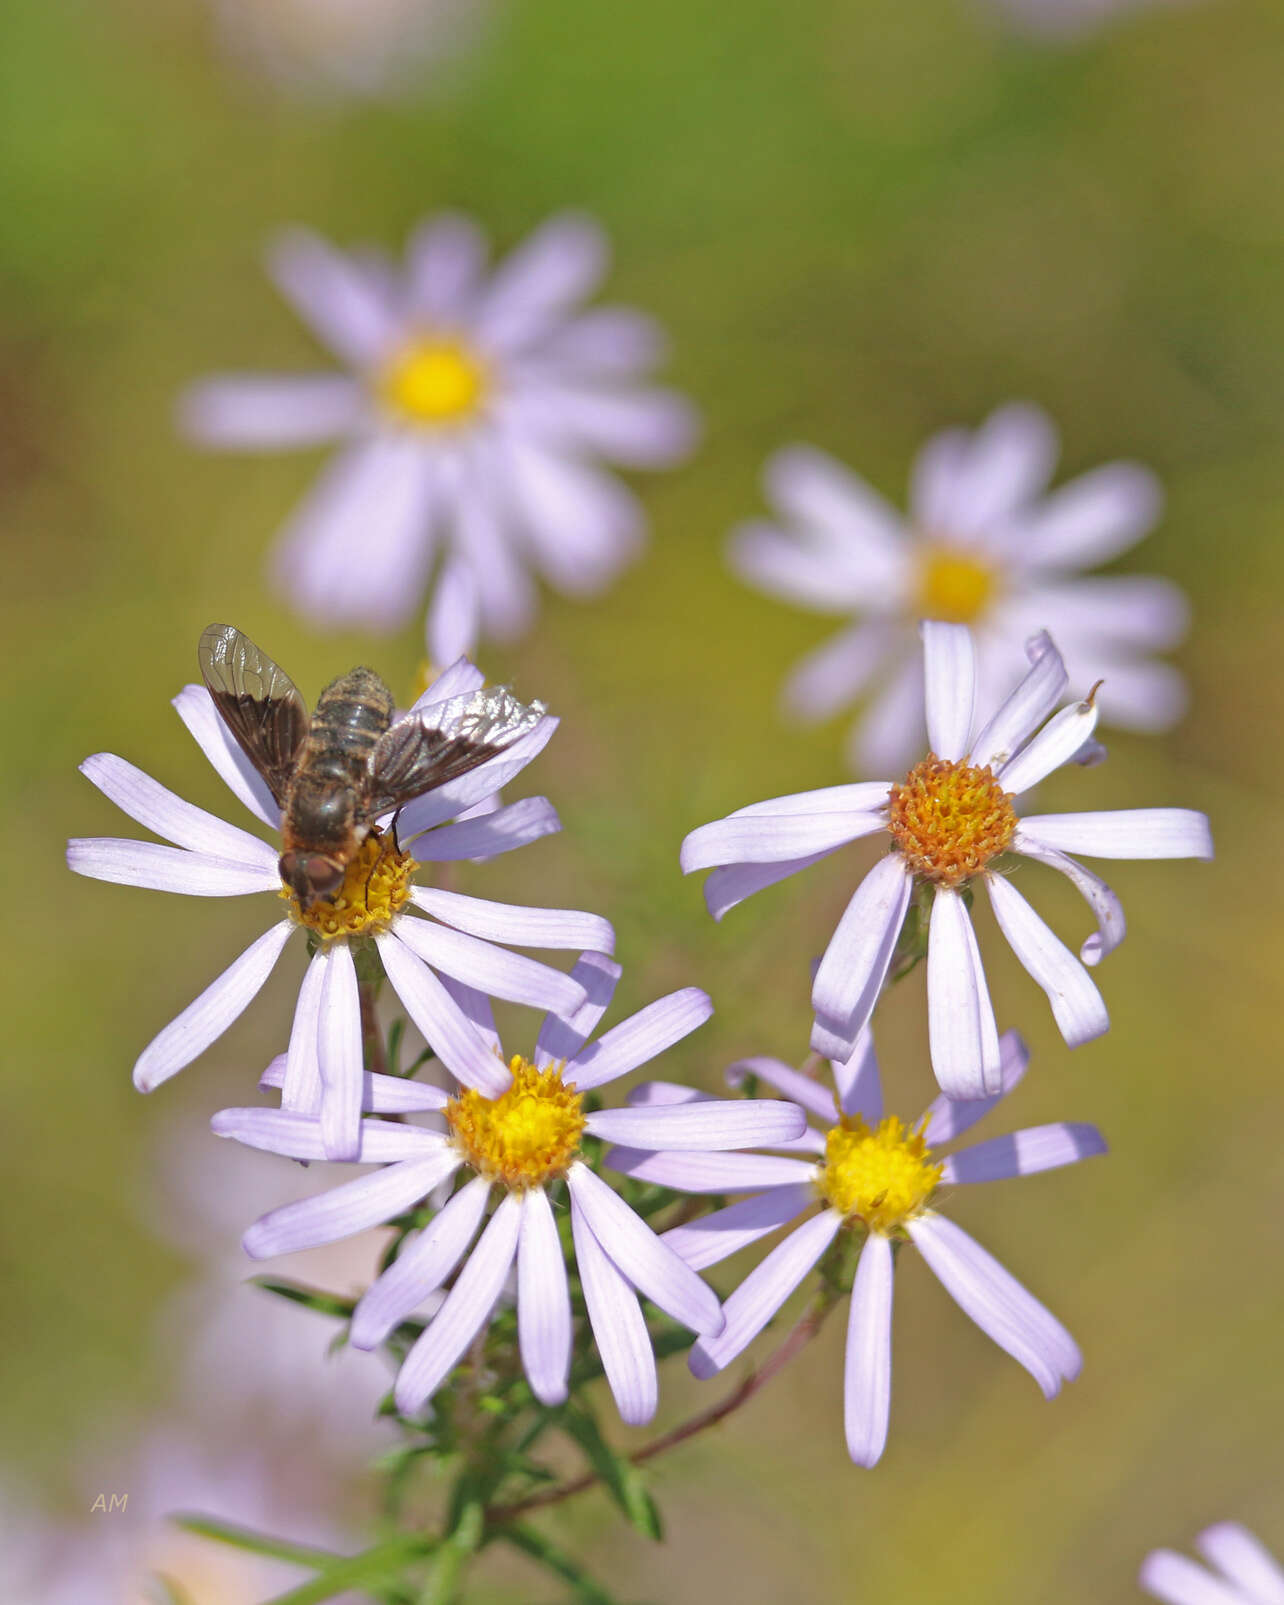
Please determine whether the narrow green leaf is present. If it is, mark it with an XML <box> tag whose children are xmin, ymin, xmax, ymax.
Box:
<box><xmin>559</xmin><ymin>1405</ymin><xmax>663</xmax><ymax>1540</ymax></box>
<box><xmin>500</xmin><ymin>1525</ymin><xmax>621</xmax><ymax>1604</ymax></box>
<box><xmin>173</xmin><ymin>1515</ymin><xmax>342</xmax><ymax>1569</ymax></box>
<box><xmin>251</xmin><ymin>1277</ymin><xmax>356</xmax><ymax>1320</ymax></box>
<box><xmin>258</xmin><ymin>1535</ymin><xmax>435</xmax><ymax>1604</ymax></box>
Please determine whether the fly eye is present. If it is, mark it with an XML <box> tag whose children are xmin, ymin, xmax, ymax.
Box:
<box><xmin>305</xmin><ymin>857</ymin><xmax>345</xmax><ymax>897</ymax></box>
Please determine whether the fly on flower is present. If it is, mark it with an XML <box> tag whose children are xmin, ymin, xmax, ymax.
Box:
<box><xmin>68</xmin><ymin>642</ymin><xmax>611</xmax><ymax>1162</ymax></box>
<box><xmin>199</xmin><ymin>623</ymin><xmax>543</xmax><ymax>911</ymax></box>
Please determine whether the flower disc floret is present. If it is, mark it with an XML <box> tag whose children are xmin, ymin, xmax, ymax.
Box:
<box><xmin>281</xmin><ymin>831</ymin><xmax>417</xmax><ymax>939</ymax></box>
<box><xmin>447</xmin><ymin>1056</ymin><xmax>586</xmax><ymax>1190</ymax></box>
<box><xmin>888</xmin><ymin>754</ymin><xmax>1017</xmax><ymax>888</ymax></box>
<box><xmin>379</xmin><ymin>336</ymin><xmax>488</xmax><ymax>425</ymax></box>
<box><xmin>818</xmin><ymin>1114</ymin><xmax>943</xmax><ymax>1235</ymax></box>
<box><xmin>915</xmin><ymin>545</ymin><xmax>997</xmax><ymax>624</ymax></box>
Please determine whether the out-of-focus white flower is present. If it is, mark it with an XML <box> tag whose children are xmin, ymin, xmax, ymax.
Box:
<box><xmin>730</xmin><ymin>403</ymin><xmax>1188</xmax><ymax>773</ymax></box>
<box><xmin>1142</xmin><ymin>1521</ymin><xmax>1284</xmax><ymax>1605</ymax></box>
<box><xmin>978</xmin><ymin>0</ymin><xmax>1197</xmax><ymax>40</ymax></box>
<box><xmin>182</xmin><ymin>212</ymin><xmax>698</xmax><ymax>644</ymax></box>
<box><xmin>208</xmin><ymin>0</ymin><xmax>489</xmax><ymax>101</ymax></box>
<box><xmin>148</xmin><ymin>1110</ymin><xmax>399</xmax><ymax>1456</ymax></box>
<box><xmin>35</xmin><ymin>1434</ymin><xmax>357</xmax><ymax>1604</ymax></box>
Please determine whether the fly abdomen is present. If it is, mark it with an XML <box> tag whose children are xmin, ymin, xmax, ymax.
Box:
<box><xmin>307</xmin><ymin>667</ymin><xmax>396</xmax><ymax>784</ymax></box>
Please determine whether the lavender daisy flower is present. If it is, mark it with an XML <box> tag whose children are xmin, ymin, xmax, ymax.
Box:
<box><xmin>730</xmin><ymin>402</ymin><xmax>1188</xmax><ymax>773</ymax></box>
<box><xmin>214</xmin><ymin>954</ymin><xmax>808</xmax><ymax>1424</ymax></box>
<box><xmin>1142</xmin><ymin>1524</ymin><xmax>1284</xmax><ymax>1605</ymax></box>
<box><xmin>613</xmin><ymin>1029</ymin><xmax>1104</xmax><ymax>1467</ymax></box>
<box><xmin>182</xmin><ymin>212</ymin><xmax>699</xmax><ymax>642</ymax></box>
<box><xmin>67</xmin><ymin>656</ymin><xmax>611</xmax><ymax>1159</ymax></box>
<box><xmin>681</xmin><ymin>621</ymin><xmax>1212</xmax><ymax>1098</ymax></box>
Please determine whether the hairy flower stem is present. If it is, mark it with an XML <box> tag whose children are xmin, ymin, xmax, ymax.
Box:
<box><xmin>483</xmin><ymin>1288</ymin><xmax>840</xmax><ymax>1525</ymax></box>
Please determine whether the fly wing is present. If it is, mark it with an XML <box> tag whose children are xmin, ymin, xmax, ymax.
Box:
<box><xmin>198</xmin><ymin>623</ymin><xmax>310</xmax><ymax>808</ymax></box>
<box><xmin>366</xmin><ymin>685</ymin><xmax>546</xmax><ymax>817</ymax></box>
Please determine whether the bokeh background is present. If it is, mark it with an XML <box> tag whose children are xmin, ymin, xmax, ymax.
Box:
<box><xmin>5</xmin><ymin>0</ymin><xmax>1284</xmax><ymax>1597</ymax></box>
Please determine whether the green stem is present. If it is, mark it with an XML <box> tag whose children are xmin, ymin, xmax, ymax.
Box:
<box><xmin>484</xmin><ymin>1287</ymin><xmax>839</xmax><ymax>1525</ymax></box>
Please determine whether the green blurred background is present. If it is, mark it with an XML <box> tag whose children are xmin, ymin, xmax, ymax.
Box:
<box><xmin>5</xmin><ymin>0</ymin><xmax>1284</xmax><ymax>1597</ymax></box>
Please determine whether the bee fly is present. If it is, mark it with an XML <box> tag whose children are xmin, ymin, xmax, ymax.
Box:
<box><xmin>198</xmin><ymin>623</ymin><xmax>544</xmax><ymax>913</ymax></box>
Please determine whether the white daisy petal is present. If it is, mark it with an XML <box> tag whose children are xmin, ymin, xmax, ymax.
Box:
<box><xmin>852</xmin><ymin>653</ymin><xmax>926</xmax><ymax>776</ymax></box>
<box><xmin>1139</xmin><ymin>1550</ymin><xmax>1248</xmax><ymax>1605</ymax></box>
<box><xmin>702</xmin><ymin>848</ymin><xmax>846</xmax><ymax>922</ymax></box>
<box><xmin>1010</xmin><ymin>831</ymin><xmax>1125</xmax><ymax>964</ymax></box>
<box><xmin>986</xmin><ymin>874</ymin><xmax>1109</xmax><ymax>1048</ymax></box>
<box><xmin>391</xmin><ymin>914</ymin><xmax>585</xmax><ymax>1014</ymax></box>
<box><xmin>968</xmin><ymin>630</ymin><xmax>1069</xmax><ymax>772</ymax></box>
<box><xmin>681</xmin><ymin>808</ymin><xmax>885</xmax><ymax>873</ymax></box>
<box><xmin>350</xmin><ymin>1175</ymin><xmax>490</xmax><ymax>1350</ymax></box>
<box><xmin>844</xmin><ymin>1234</ymin><xmax>894</xmax><ymax>1469</ymax></box>
<box><xmin>473</xmin><ymin>213</ymin><xmax>608</xmax><ymax>352</ymax></box>
<box><xmin>948</xmin><ymin>403</ymin><xmax>1059</xmax><ymax>534</ymax></box>
<box><xmin>764</xmin><ymin>445</ymin><xmax>906</xmax><ymax>582</ymax></box>
<box><xmin>534</xmin><ymin>952</ymin><xmax>623</xmax><ymax>1068</ymax></box>
<box><xmin>568</xmin><ymin>987</ymin><xmax>713</xmax><ymax>1092</ymax></box>
<box><xmin>724</xmin><ymin>1056</ymin><xmax>836</xmax><ymax>1122</ymax></box>
<box><xmin>566</xmin><ymin>1163</ymin><xmax>722</xmax><ymax>1336</ymax></box>
<box><xmin>833</xmin><ymin>1027</ymin><xmax>883</xmax><ymax>1120</ymax></box>
<box><xmin>783</xmin><ymin>621</ymin><xmax>897</xmax><ymax>722</ymax></box>
<box><xmin>571</xmin><ymin>1193</ymin><xmax>658</xmax><ymax>1427</ymax></box>
<box><xmin>179</xmin><ymin>374</ymin><xmax>365</xmax><ymax>448</ymax></box>
<box><xmin>394</xmin><ymin>1193</ymin><xmax>523</xmax><ymax>1414</ymax></box>
<box><xmin>376</xmin><ymin>930</ymin><xmax>510</xmax><ymax>1096</ymax></box>
<box><xmin>689</xmin><ymin>1210</ymin><xmax>841</xmax><ymax>1379</ymax></box>
<box><xmin>243</xmin><ymin>1151</ymin><xmax>456</xmax><ymax>1258</ymax></box>
<box><xmin>909</xmin><ymin>1213</ymin><xmax>1079</xmax><ymax>1397</ymax></box>
<box><xmin>517</xmin><ymin>1188</ymin><xmax>572</xmax><ymax>1407</ymax></box>
<box><xmin>317</xmin><ymin>941</ymin><xmax>365</xmax><ymax>1161</ymax></box>
<box><xmin>729</xmin><ymin>782</ymin><xmax>893</xmax><ymax>819</ymax></box>
<box><xmin>1196</xmin><ymin>1524</ymin><xmax>1284</xmax><ymax>1604</ymax></box>
<box><xmin>406</xmin><ymin>212</ymin><xmax>488</xmax><ymax>323</ymax></box>
<box><xmin>606</xmin><ymin>1149</ymin><xmax>818</xmax><ymax>1194</ymax></box>
<box><xmin>922</xmin><ymin>1029</ymin><xmax>1029</xmax><ymax>1144</ymax></box>
<box><xmin>409</xmin><ymin>887</ymin><xmax>612</xmax><ymax>953</ymax></box>
<box><xmin>729</xmin><ymin>520</ymin><xmax>887</xmax><ymax>612</ymax></box>
<box><xmin>661</xmin><ymin>1184</ymin><xmax>816</xmax><ymax>1272</ymax></box>
<box><xmin>270</xmin><ymin>436</ymin><xmax>438</xmax><ymax>633</ymax></box>
<box><xmin>171</xmin><ymin>684</ymin><xmax>280</xmax><ymax>828</ymax></box>
<box><xmin>1010</xmin><ymin>461</ymin><xmax>1162</xmax><ymax>572</ymax></box>
<box><xmin>921</xmin><ymin>621</ymin><xmax>976</xmax><ymax>762</ymax></box>
<box><xmin>997</xmin><ymin>695</ymin><xmax>1100</xmax><ymax>797</ymax></box>
<box><xmin>942</xmin><ymin>1121</ymin><xmax>1107</xmax><ymax>1185</ymax></box>
<box><xmin>212</xmin><ymin>1106</ymin><xmax>446</xmax><ymax>1163</ymax></box>
<box><xmin>927</xmin><ymin>888</ymin><xmax>1002</xmax><ymax>1099</ymax></box>
<box><xmin>413</xmin><ymin>797</ymin><xmax>561</xmax><ymax>863</ymax></box>
<box><xmin>586</xmin><ymin>1098</ymin><xmax>805</xmax><ymax>1152</ymax></box>
<box><xmin>78</xmin><ymin>754</ymin><xmax>278</xmax><ymax>866</ymax></box>
<box><xmin>1016</xmin><ymin>809</ymin><xmax>1213</xmax><ymax>861</ymax></box>
<box><xmin>539</xmin><ymin>305</ymin><xmax>666</xmax><ymax>375</ymax></box>
<box><xmin>811</xmin><ymin>855</ymin><xmax>912</xmax><ymax>1060</ymax></box>
<box><xmin>66</xmin><ymin>839</ymin><xmax>278</xmax><ymax>898</ymax></box>
<box><xmin>134</xmin><ymin>920</ymin><xmax>293</xmax><ymax>1092</ymax></box>
<box><xmin>281</xmin><ymin>950</ymin><xmax>327</xmax><ymax>1114</ymax></box>
<box><xmin>268</xmin><ymin>226</ymin><xmax>397</xmax><ymax>366</ymax></box>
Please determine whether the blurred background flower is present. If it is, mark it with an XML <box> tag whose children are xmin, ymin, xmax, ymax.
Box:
<box><xmin>205</xmin><ymin>0</ymin><xmax>493</xmax><ymax>101</ymax></box>
<box><xmin>10</xmin><ymin>0</ymin><xmax>1284</xmax><ymax>1599</ymax></box>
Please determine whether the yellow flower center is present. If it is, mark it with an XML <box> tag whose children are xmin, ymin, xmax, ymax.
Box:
<box><xmin>915</xmin><ymin>545</ymin><xmax>996</xmax><ymax>624</ymax></box>
<box><xmin>887</xmin><ymin>755</ymin><xmax>1017</xmax><ymax>888</ymax></box>
<box><xmin>281</xmin><ymin>830</ymin><xmax>417</xmax><ymax>939</ymax></box>
<box><xmin>447</xmin><ymin>1057</ymin><xmax>586</xmax><ymax>1190</ymax></box>
<box><xmin>379</xmin><ymin>336</ymin><xmax>488</xmax><ymax>425</ymax></box>
<box><xmin>818</xmin><ymin>1115</ymin><xmax>943</xmax><ymax>1235</ymax></box>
